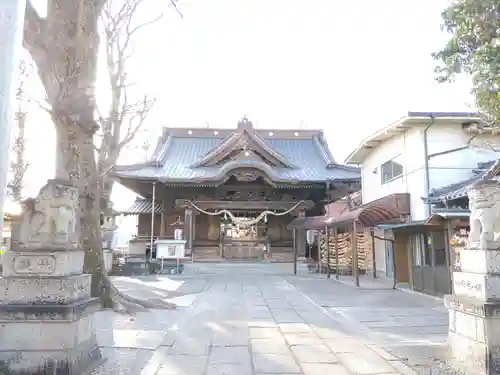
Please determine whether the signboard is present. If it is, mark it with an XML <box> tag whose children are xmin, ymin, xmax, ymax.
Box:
<box><xmin>155</xmin><ymin>240</ymin><xmax>186</xmax><ymax>259</ymax></box>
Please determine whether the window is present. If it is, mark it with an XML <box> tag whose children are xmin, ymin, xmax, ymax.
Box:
<box><xmin>429</xmin><ymin>231</ymin><xmax>447</xmax><ymax>266</ymax></box>
<box><xmin>380</xmin><ymin>159</ymin><xmax>403</xmax><ymax>184</ymax></box>
<box><xmin>422</xmin><ymin>234</ymin><xmax>432</xmax><ymax>266</ymax></box>
<box><xmin>411</xmin><ymin>233</ymin><xmax>424</xmax><ymax>266</ymax></box>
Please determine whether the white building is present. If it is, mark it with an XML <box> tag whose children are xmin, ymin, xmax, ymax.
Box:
<box><xmin>345</xmin><ymin>112</ymin><xmax>500</xmax><ymax>284</ymax></box>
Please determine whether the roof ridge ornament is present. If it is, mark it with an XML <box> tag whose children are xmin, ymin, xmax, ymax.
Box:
<box><xmin>191</xmin><ymin>117</ymin><xmax>296</xmax><ymax>168</ymax></box>
<box><xmin>237</xmin><ymin>116</ymin><xmax>253</xmax><ymax>130</ymax></box>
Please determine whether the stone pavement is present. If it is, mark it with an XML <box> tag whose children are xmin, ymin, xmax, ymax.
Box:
<box><xmin>90</xmin><ymin>263</ymin><xmax>447</xmax><ymax>374</ymax></box>
<box><xmin>285</xmin><ymin>273</ymin><xmax>450</xmax><ymax>369</ymax></box>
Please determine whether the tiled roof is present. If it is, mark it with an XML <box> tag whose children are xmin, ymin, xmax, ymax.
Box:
<box><xmin>427</xmin><ymin>159</ymin><xmax>499</xmax><ymax>203</ymax></box>
<box><xmin>116</xmin><ymin>127</ymin><xmax>360</xmax><ymax>183</ymax></box>
<box><xmin>121</xmin><ymin>198</ymin><xmax>163</xmax><ymax>215</ymax></box>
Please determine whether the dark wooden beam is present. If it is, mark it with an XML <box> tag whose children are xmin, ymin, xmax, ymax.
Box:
<box><xmin>175</xmin><ymin>199</ymin><xmax>315</xmax><ymax>211</ymax></box>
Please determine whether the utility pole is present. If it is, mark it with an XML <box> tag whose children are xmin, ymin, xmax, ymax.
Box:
<box><xmin>0</xmin><ymin>0</ymin><xmax>26</xmax><ymax>242</ymax></box>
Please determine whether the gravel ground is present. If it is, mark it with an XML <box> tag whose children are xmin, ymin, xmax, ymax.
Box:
<box><xmin>411</xmin><ymin>361</ymin><xmax>469</xmax><ymax>375</ymax></box>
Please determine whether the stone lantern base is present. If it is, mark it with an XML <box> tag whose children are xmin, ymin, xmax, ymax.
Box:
<box><xmin>0</xmin><ymin>180</ymin><xmax>103</xmax><ymax>374</ymax></box>
<box><xmin>446</xmin><ymin>293</ymin><xmax>500</xmax><ymax>374</ymax></box>
<box><xmin>0</xmin><ymin>250</ymin><xmax>103</xmax><ymax>374</ymax></box>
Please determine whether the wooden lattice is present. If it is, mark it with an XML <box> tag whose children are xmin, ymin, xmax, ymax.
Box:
<box><xmin>318</xmin><ymin>230</ymin><xmax>373</xmax><ymax>275</ymax></box>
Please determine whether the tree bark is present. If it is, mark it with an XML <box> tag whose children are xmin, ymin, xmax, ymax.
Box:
<box><xmin>53</xmin><ymin>115</ymin><xmax>108</xmax><ymax>299</ymax></box>
<box><xmin>23</xmin><ymin>0</ymin><xmax>175</xmax><ymax>312</ymax></box>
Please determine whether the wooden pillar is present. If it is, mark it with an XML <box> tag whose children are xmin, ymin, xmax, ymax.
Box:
<box><xmin>160</xmin><ymin>212</ymin><xmax>165</xmax><ymax>237</ymax></box>
<box><xmin>335</xmin><ymin>228</ymin><xmax>339</xmax><ymax>280</ymax></box>
<box><xmin>325</xmin><ymin>226</ymin><xmax>330</xmax><ymax>279</ymax></box>
<box><xmin>296</xmin><ymin>211</ymin><xmax>306</xmax><ymax>258</ymax></box>
<box><xmin>293</xmin><ymin>228</ymin><xmax>297</xmax><ymax>275</ymax></box>
<box><xmin>371</xmin><ymin>229</ymin><xmax>377</xmax><ymax>278</ymax></box>
<box><xmin>446</xmin><ymin>220</ymin><xmax>454</xmax><ymax>293</ymax></box>
<box><xmin>184</xmin><ymin>208</ymin><xmax>193</xmax><ymax>255</ymax></box>
<box><xmin>192</xmin><ymin>213</ymin><xmax>197</xmax><ymax>245</ymax></box>
<box><xmin>352</xmin><ymin>222</ymin><xmax>360</xmax><ymax>287</ymax></box>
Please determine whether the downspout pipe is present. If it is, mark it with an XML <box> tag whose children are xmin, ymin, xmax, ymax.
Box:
<box><xmin>423</xmin><ymin>115</ymin><xmax>436</xmax><ymax>218</ymax></box>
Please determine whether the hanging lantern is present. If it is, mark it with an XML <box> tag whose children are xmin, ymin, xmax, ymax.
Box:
<box><xmin>264</xmin><ymin>214</ymin><xmax>267</xmax><ymax>223</ymax></box>
<box><xmin>224</xmin><ymin>211</ymin><xmax>227</xmax><ymax>220</ymax></box>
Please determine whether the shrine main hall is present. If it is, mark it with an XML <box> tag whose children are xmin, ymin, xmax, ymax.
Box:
<box><xmin>115</xmin><ymin>118</ymin><xmax>360</xmax><ymax>261</ymax></box>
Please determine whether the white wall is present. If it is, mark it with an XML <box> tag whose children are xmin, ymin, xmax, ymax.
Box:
<box><xmin>361</xmin><ymin>127</ymin><xmax>426</xmax><ymax>220</ymax></box>
<box><xmin>361</xmin><ymin>123</ymin><xmax>500</xmax><ymax>221</ymax></box>
<box><xmin>426</xmin><ymin>125</ymin><xmax>500</xmax><ymax>191</ymax></box>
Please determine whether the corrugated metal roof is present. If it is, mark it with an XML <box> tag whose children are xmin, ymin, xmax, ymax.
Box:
<box><xmin>121</xmin><ymin>199</ymin><xmax>163</xmax><ymax>215</ymax></box>
<box><xmin>289</xmin><ymin>193</ymin><xmax>410</xmax><ymax>230</ymax></box>
<box><xmin>116</xmin><ymin>135</ymin><xmax>360</xmax><ymax>183</ymax></box>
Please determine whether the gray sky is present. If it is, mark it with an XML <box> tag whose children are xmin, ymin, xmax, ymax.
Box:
<box><xmin>24</xmin><ymin>0</ymin><xmax>473</xmax><ymax>206</ymax></box>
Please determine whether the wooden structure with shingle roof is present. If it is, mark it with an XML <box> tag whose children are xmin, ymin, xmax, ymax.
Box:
<box><xmin>115</xmin><ymin>118</ymin><xmax>360</xmax><ymax>260</ymax></box>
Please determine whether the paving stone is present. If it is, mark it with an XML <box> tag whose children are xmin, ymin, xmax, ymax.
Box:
<box><xmin>249</xmin><ymin>327</ymin><xmax>282</xmax><ymax>338</ymax></box>
<box><xmin>94</xmin><ymin>265</ymin><xmax>445</xmax><ymax>374</ymax></box>
<box><xmin>290</xmin><ymin>344</ymin><xmax>338</xmax><ymax>363</ymax></box>
<box><xmin>96</xmin><ymin>329</ymin><xmax>166</xmax><ymax>350</ymax></box>
<box><xmin>267</xmin><ymin>300</ymin><xmax>291</xmax><ymax>309</ymax></box>
<box><xmin>272</xmin><ymin>311</ymin><xmax>304</xmax><ymax>323</ymax></box>
<box><xmin>155</xmin><ymin>355</ymin><xmax>208</xmax><ymax>375</ymax></box>
<box><xmin>279</xmin><ymin>322</ymin><xmax>313</xmax><ymax>334</ymax></box>
<box><xmin>284</xmin><ymin>333</ymin><xmax>323</xmax><ymax>346</ymax></box>
<box><xmin>248</xmin><ymin>313</ymin><xmax>275</xmax><ymax>320</ymax></box>
<box><xmin>167</xmin><ymin>338</ymin><xmax>211</xmax><ymax>355</ymax></box>
<box><xmin>311</xmin><ymin>326</ymin><xmax>350</xmax><ymax>339</ymax></box>
<box><xmin>90</xmin><ymin>348</ymin><xmax>158</xmax><ymax>375</ymax></box>
<box><xmin>323</xmin><ymin>337</ymin><xmax>372</xmax><ymax>353</ymax></box>
<box><xmin>337</xmin><ymin>352</ymin><xmax>398</xmax><ymax>374</ymax></box>
<box><xmin>368</xmin><ymin>345</ymin><xmax>400</xmax><ymax>361</ymax></box>
<box><xmin>301</xmin><ymin>363</ymin><xmax>351</xmax><ymax>375</ymax></box>
<box><xmin>247</xmin><ymin>319</ymin><xmax>277</xmax><ymax>328</ymax></box>
<box><xmin>253</xmin><ymin>353</ymin><xmax>301</xmax><ymax>373</ymax></box>
<box><xmin>210</xmin><ymin>347</ymin><xmax>251</xmax><ymax>364</ymax></box>
<box><xmin>212</xmin><ymin>333</ymin><xmax>249</xmax><ymax>347</ymax></box>
<box><xmin>251</xmin><ymin>338</ymin><xmax>291</xmax><ymax>354</ymax></box>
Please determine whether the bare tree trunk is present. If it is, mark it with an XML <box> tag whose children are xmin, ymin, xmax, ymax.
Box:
<box><xmin>12</xmin><ymin>112</ymin><xmax>25</xmax><ymax>201</ymax></box>
<box><xmin>24</xmin><ymin>0</ymin><xmax>175</xmax><ymax>312</ymax></box>
<box><xmin>53</xmin><ymin>116</ymin><xmax>107</xmax><ymax>298</ymax></box>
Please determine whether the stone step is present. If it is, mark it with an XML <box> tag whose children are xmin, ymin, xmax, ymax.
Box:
<box><xmin>268</xmin><ymin>250</ymin><xmax>294</xmax><ymax>263</ymax></box>
<box><xmin>193</xmin><ymin>247</ymin><xmax>220</xmax><ymax>262</ymax></box>
<box><xmin>193</xmin><ymin>248</ymin><xmax>294</xmax><ymax>263</ymax></box>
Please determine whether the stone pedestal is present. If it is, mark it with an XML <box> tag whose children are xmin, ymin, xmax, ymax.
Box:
<box><xmin>446</xmin><ymin>181</ymin><xmax>500</xmax><ymax>374</ymax></box>
<box><xmin>0</xmin><ymin>180</ymin><xmax>102</xmax><ymax>374</ymax></box>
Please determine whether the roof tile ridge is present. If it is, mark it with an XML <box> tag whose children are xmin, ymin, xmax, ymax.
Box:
<box><xmin>312</xmin><ymin>134</ymin><xmax>335</xmax><ymax>166</ymax></box>
<box><xmin>191</xmin><ymin>132</ymin><xmax>242</xmax><ymax>167</ymax></box>
<box><xmin>473</xmin><ymin>158</ymin><xmax>500</xmax><ymax>186</ymax></box>
<box><xmin>246</xmin><ymin>128</ymin><xmax>295</xmax><ymax>168</ymax></box>
<box><xmin>151</xmin><ymin>131</ymin><xmax>174</xmax><ymax>167</ymax></box>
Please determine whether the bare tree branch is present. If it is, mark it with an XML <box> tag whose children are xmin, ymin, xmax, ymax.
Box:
<box><xmin>97</xmin><ymin>0</ymin><xmax>160</xmax><ymax>189</ymax></box>
<box><xmin>8</xmin><ymin>60</ymin><xmax>31</xmax><ymax>202</ymax></box>
<box><xmin>22</xmin><ymin>0</ymin><xmax>177</xmax><ymax>314</ymax></box>
<box><xmin>169</xmin><ymin>0</ymin><xmax>183</xmax><ymax>18</ymax></box>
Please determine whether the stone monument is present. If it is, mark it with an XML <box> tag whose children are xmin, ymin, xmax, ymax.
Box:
<box><xmin>446</xmin><ymin>178</ymin><xmax>500</xmax><ymax>374</ymax></box>
<box><xmin>0</xmin><ymin>179</ymin><xmax>102</xmax><ymax>374</ymax></box>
